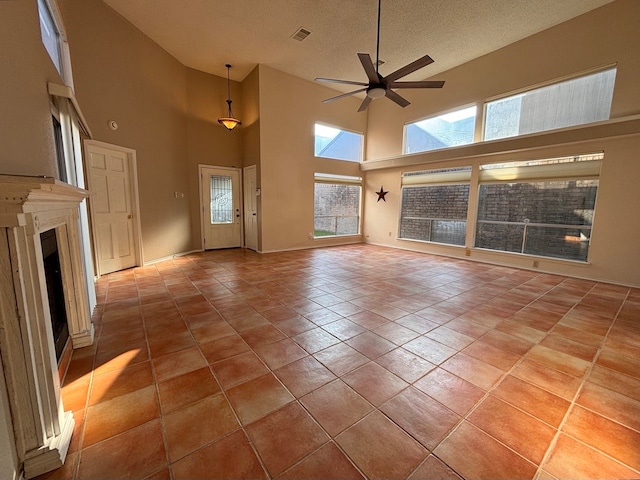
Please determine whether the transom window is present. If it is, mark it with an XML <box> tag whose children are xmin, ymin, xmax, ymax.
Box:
<box><xmin>484</xmin><ymin>68</ymin><xmax>616</xmax><ymax>141</ymax></box>
<box><xmin>314</xmin><ymin>124</ymin><xmax>363</xmax><ymax>162</ymax></box>
<box><xmin>401</xmin><ymin>68</ymin><xmax>616</xmax><ymax>156</ymax></box>
<box><xmin>38</xmin><ymin>0</ymin><xmax>63</xmax><ymax>75</ymax></box>
<box><xmin>404</xmin><ymin>106</ymin><xmax>477</xmax><ymax>154</ymax></box>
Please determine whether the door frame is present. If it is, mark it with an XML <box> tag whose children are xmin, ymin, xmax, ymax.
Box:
<box><xmin>198</xmin><ymin>164</ymin><xmax>244</xmax><ymax>251</ymax></box>
<box><xmin>83</xmin><ymin>139</ymin><xmax>143</xmax><ymax>277</ymax></box>
<box><xmin>243</xmin><ymin>165</ymin><xmax>258</xmax><ymax>251</ymax></box>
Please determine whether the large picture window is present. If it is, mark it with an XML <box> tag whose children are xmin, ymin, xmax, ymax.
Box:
<box><xmin>484</xmin><ymin>68</ymin><xmax>616</xmax><ymax>141</ymax></box>
<box><xmin>314</xmin><ymin>174</ymin><xmax>361</xmax><ymax>237</ymax></box>
<box><xmin>314</xmin><ymin>124</ymin><xmax>363</xmax><ymax>162</ymax></box>
<box><xmin>399</xmin><ymin>167</ymin><xmax>471</xmax><ymax>246</ymax></box>
<box><xmin>404</xmin><ymin>106</ymin><xmax>477</xmax><ymax>154</ymax></box>
<box><xmin>475</xmin><ymin>154</ymin><xmax>602</xmax><ymax>261</ymax></box>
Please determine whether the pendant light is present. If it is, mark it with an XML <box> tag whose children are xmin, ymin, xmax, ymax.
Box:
<box><xmin>218</xmin><ymin>64</ymin><xmax>241</xmax><ymax>130</ymax></box>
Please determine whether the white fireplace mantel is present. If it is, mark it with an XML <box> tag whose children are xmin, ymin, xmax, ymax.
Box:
<box><xmin>0</xmin><ymin>175</ymin><xmax>94</xmax><ymax>478</ymax></box>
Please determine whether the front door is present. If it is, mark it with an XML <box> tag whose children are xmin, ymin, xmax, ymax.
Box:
<box><xmin>243</xmin><ymin>165</ymin><xmax>258</xmax><ymax>251</ymax></box>
<box><xmin>201</xmin><ymin>166</ymin><xmax>242</xmax><ymax>249</ymax></box>
<box><xmin>85</xmin><ymin>143</ymin><xmax>139</xmax><ymax>275</ymax></box>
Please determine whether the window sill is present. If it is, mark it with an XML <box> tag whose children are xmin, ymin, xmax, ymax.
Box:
<box><xmin>313</xmin><ymin>234</ymin><xmax>362</xmax><ymax>240</ymax></box>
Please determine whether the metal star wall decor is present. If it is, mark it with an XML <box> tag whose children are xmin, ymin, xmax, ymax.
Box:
<box><xmin>376</xmin><ymin>186</ymin><xmax>388</xmax><ymax>202</ymax></box>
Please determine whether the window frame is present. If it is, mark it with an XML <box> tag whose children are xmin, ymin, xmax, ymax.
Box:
<box><xmin>400</xmin><ymin>65</ymin><xmax>617</xmax><ymax>157</ymax></box>
<box><xmin>473</xmin><ymin>153</ymin><xmax>603</xmax><ymax>262</ymax></box>
<box><xmin>314</xmin><ymin>123</ymin><xmax>364</xmax><ymax>163</ymax></box>
<box><xmin>313</xmin><ymin>173</ymin><xmax>363</xmax><ymax>238</ymax></box>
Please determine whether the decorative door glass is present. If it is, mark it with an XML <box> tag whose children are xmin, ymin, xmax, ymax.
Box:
<box><xmin>210</xmin><ymin>175</ymin><xmax>233</xmax><ymax>223</ymax></box>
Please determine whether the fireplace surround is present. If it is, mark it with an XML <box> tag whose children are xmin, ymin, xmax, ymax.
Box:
<box><xmin>0</xmin><ymin>175</ymin><xmax>94</xmax><ymax>478</ymax></box>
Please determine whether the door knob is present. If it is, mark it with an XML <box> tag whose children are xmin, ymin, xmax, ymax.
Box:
<box><xmin>128</xmin><ymin>214</ymin><xmax>133</xmax><ymax>219</ymax></box>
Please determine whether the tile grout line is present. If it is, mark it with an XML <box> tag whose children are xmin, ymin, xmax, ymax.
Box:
<box><xmin>138</xmin><ymin>263</ymin><xmax>175</xmax><ymax>479</ymax></box>
<box><xmin>404</xmin><ymin>274</ymin><xmax>597</xmax><ymax>479</ymax></box>
<box><xmin>533</xmin><ymin>283</ymin><xmax>635</xmax><ymax>479</ymax></box>
<box><xmin>65</xmin><ymin>247</ymin><xmax>639</xmax><ymax>480</ymax></box>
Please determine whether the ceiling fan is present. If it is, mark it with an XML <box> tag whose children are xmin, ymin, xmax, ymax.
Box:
<box><xmin>315</xmin><ymin>0</ymin><xmax>444</xmax><ymax>112</ymax></box>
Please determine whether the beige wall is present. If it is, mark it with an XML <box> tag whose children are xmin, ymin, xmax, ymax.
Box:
<box><xmin>366</xmin><ymin>0</ymin><xmax>640</xmax><ymax>160</ymax></box>
<box><xmin>186</xmin><ymin>68</ymin><xmax>244</xmax><ymax>250</ymax></box>
<box><xmin>363</xmin><ymin>0</ymin><xmax>640</xmax><ymax>286</ymax></box>
<box><xmin>0</xmin><ymin>2</ymin><xmax>60</xmax><ymax>476</ymax></box>
<box><xmin>258</xmin><ymin>65</ymin><xmax>367</xmax><ymax>252</ymax></box>
<box><xmin>59</xmin><ymin>0</ymin><xmax>194</xmax><ymax>261</ymax></box>
<box><xmin>0</xmin><ymin>0</ymin><xmax>62</xmax><ymax>177</ymax></box>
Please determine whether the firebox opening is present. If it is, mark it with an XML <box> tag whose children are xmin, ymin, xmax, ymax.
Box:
<box><xmin>40</xmin><ymin>229</ymin><xmax>70</xmax><ymax>362</ymax></box>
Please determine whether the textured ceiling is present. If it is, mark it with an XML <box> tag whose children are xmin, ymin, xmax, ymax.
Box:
<box><xmin>102</xmin><ymin>0</ymin><xmax>613</xmax><ymax>91</ymax></box>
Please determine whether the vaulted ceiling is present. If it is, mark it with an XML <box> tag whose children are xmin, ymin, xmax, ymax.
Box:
<box><xmin>102</xmin><ymin>0</ymin><xmax>613</xmax><ymax>91</ymax></box>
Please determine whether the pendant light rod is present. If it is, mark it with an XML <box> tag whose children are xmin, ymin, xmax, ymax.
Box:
<box><xmin>218</xmin><ymin>63</ymin><xmax>241</xmax><ymax>131</ymax></box>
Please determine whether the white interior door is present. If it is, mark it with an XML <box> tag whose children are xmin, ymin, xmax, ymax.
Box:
<box><xmin>201</xmin><ymin>166</ymin><xmax>242</xmax><ymax>249</ymax></box>
<box><xmin>243</xmin><ymin>165</ymin><xmax>258</xmax><ymax>251</ymax></box>
<box><xmin>86</xmin><ymin>143</ymin><xmax>139</xmax><ymax>275</ymax></box>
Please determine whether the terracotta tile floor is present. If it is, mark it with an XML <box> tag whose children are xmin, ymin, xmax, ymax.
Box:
<box><xmin>41</xmin><ymin>245</ymin><xmax>640</xmax><ymax>479</ymax></box>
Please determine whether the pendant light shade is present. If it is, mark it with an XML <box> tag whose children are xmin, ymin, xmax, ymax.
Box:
<box><xmin>218</xmin><ymin>64</ymin><xmax>241</xmax><ymax>131</ymax></box>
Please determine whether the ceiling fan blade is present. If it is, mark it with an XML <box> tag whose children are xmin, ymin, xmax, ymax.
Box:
<box><xmin>388</xmin><ymin>80</ymin><xmax>445</xmax><ymax>89</ymax></box>
<box><xmin>322</xmin><ymin>88</ymin><xmax>368</xmax><ymax>103</ymax></box>
<box><xmin>315</xmin><ymin>77</ymin><xmax>369</xmax><ymax>87</ymax></box>
<box><xmin>358</xmin><ymin>53</ymin><xmax>380</xmax><ymax>83</ymax></box>
<box><xmin>384</xmin><ymin>54</ymin><xmax>435</xmax><ymax>83</ymax></box>
<box><xmin>385</xmin><ymin>89</ymin><xmax>410</xmax><ymax>108</ymax></box>
<box><xmin>358</xmin><ymin>96</ymin><xmax>372</xmax><ymax>112</ymax></box>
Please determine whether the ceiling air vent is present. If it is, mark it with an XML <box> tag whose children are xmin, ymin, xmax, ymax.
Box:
<box><xmin>291</xmin><ymin>28</ymin><xmax>311</xmax><ymax>41</ymax></box>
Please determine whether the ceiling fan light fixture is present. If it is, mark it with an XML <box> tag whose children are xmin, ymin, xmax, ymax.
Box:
<box><xmin>315</xmin><ymin>0</ymin><xmax>444</xmax><ymax>111</ymax></box>
<box><xmin>367</xmin><ymin>87</ymin><xmax>386</xmax><ymax>99</ymax></box>
<box><xmin>218</xmin><ymin>64</ymin><xmax>241</xmax><ymax>131</ymax></box>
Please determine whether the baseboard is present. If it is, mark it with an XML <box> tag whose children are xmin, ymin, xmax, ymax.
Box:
<box><xmin>143</xmin><ymin>249</ymin><xmax>203</xmax><ymax>265</ymax></box>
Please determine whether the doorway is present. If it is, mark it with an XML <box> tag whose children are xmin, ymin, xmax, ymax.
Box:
<box><xmin>84</xmin><ymin>140</ymin><xmax>142</xmax><ymax>276</ymax></box>
<box><xmin>200</xmin><ymin>165</ymin><xmax>242</xmax><ymax>249</ymax></box>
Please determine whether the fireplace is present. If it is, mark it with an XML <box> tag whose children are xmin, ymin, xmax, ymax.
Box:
<box><xmin>41</xmin><ymin>229</ymin><xmax>70</xmax><ymax>362</ymax></box>
<box><xmin>0</xmin><ymin>175</ymin><xmax>94</xmax><ymax>478</ymax></box>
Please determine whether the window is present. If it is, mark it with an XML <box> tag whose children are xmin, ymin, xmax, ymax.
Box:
<box><xmin>484</xmin><ymin>68</ymin><xmax>616</xmax><ymax>141</ymax></box>
<box><xmin>475</xmin><ymin>154</ymin><xmax>602</xmax><ymax>261</ymax></box>
<box><xmin>51</xmin><ymin>113</ymin><xmax>67</xmax><ymax>183</ymax></box>
<box><xmin>404</xmin><ymin>106</ymin><xmax>477</xmax><ymax>154</ymax></box>
<box><xmin>314</xmin><ymin>124</ymin><xmax>363</xmax><ymax>162</ymax></box>
<box><xmin>38</xmin><ymin>0</ymin><xmax>62</xmax><ymax>74</ymax></box>
<box><xmin>399</xmin><ymin>167</ymin><xmax>471</xmax><ymax>245</ymax></box>
<box><xmin>210</xmin><ymin>175</ymin><xmax>234</xmax><ymax>223</ymax></box>
<box><xmin>314</xmin><ymin>174</ymin><xmax>361</xmax><ymax>237</ymax></box>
